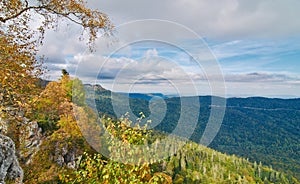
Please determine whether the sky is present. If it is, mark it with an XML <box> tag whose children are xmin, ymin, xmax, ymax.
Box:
<box><xmin>39</xmin><ymin>0</ymin><xmax>300</xmax><ymax>98</ymax></box>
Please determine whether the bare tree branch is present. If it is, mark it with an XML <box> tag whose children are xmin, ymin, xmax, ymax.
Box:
<box><xmin>0</xmin><ymin>5</ymin><xmax>48</xmax><ymax>23</ymax></box>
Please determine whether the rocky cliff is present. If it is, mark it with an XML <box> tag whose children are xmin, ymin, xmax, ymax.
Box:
<box><xmin>0</xmin><ymin>134</ymin><xmax>23</xmax><ymax>184</ymax></box>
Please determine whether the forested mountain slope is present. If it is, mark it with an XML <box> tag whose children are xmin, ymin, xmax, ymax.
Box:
<box><xmin>87</xmin><ymin>85</ymin><xmax>300</xmax><ymax>180</ymax></box>
<box><xmin>2</xmin><ymin>78</ymin><xmax>298</xmax><ymax>183</ymax></box>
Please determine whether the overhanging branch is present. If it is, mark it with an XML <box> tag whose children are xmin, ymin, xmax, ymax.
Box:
<box><xmin>0</xmin><ymin>5</ymin><xmax>48</xmax><ymax>23</ymax></box>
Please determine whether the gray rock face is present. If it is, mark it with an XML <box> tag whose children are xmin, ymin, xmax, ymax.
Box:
<box><xmin>54</xmin><ymin>143</ymin><xmax>78</xmax><ymax>169</ymax></box>
<box><xmin>0</xmin><ymin>134</ymin><xmax>23</xmax><ymax>184</ymax></box>
<box><xmin>1</xmin><ymin>110</ymin><xmax>43</xmax><ymax>165</ymax></box>
<box><xmin>0</xmin><ymin>117</ymin><xmax>8</xmax><ymax>135</ymax></box>
<box><xmin>19</xmin><ymin>119</ymin><xmax>42</xmax><ymax>165</ymax></box>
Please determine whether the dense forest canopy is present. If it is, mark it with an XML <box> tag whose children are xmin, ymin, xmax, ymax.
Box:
<box><xmin>91</xmin><ymin>87</ymin><xmax>300</xmax><ymax>181</ymax></box>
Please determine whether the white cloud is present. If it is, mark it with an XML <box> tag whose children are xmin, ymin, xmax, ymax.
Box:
<box><xmin>88</xmin><ymin>0</ymin><xmax>300</xmax><ymax>39</ymax></box>
<box><xmin>35</xmin><ymin>0</ymin><xmax>300</xmax><ymax>98</ymax></box>
<box><xmin>71</xmin><ymin>49</ymin><xmax>209</xmax><ymax>96</ymax></box>
<box><xmin>145</xmin><ymin>49</ymin><xmax>158</xmax><ymax>59</ymax></box>
<box><xmin>224</xmin><ymin>72</ymin><xmax>298</xmax><ymax>83</ymax></box>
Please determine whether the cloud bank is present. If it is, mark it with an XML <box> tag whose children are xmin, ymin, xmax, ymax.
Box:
<box><xmin>37</xmin><ymin>0</ymin><xmax>300</xmax><ymax>98</ymax></box>
<box><xmin>89</xmin><ymin>0</ymin><xmax>300</xmax><ymax>39</ymax></box>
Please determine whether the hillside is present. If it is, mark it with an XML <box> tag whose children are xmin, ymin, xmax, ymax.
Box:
<box><xmin>60</xmin><ymin>112</ymin><xmax>300</xmax><ymax>184</ymax></box>
<box><xmin>86</xmin><ymin>84</ymin><xmax>300</xmax><ymax>180</ymax></box>
<box><xmin>1</xmin><ymin>78</ymin><xmax>299</xmax><ymax>183</ymax></box>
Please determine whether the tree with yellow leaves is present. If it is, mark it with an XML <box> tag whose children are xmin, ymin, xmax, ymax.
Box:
<box><xmin>0</xmin><ymin>0</ymin><xmax>113</xmax><ymax>137</ymax></box>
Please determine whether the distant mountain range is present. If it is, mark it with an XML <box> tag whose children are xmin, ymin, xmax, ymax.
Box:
<box><xmin>84</xmin><ymin>84</ymin><xmax>300</xmax><ymax>180</ymax></box>
<box><xmin>117</xmin><ymin>92</ymin><xmax>168</xmax><ymax>101</ymax></box>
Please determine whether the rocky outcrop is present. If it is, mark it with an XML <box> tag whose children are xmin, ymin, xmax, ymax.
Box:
<box><xmin>19</xmin><ymin>119</ymin><xmax>42</xmax><ymax>165</ymax></box>
<box><xmin>1</xmin><ymin>114</ymin><xmax>43</xmax><ymax>165</ymax></box>
<box><xmin>1</xmin><ymin>108</ymin><xmax>43</xmax><ymax>165</ymax></box>
<box><xmin>0</xmin><ymin>134</ymin><xmax>23</xmax><ymax>184</ymax></box>
<box><xmin>0</xmin><ymin>117</ymin><xmax>7</xmax><ymax>135</ymax></box>
<box><xmin>54</xmin><ymin>142</ymin><xmax>78</xmax><ymax>169</ymax></box>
